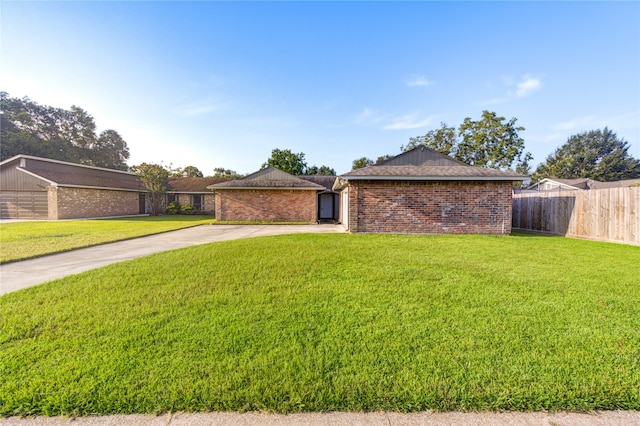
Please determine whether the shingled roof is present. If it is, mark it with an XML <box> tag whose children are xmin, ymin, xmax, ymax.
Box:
<box><xmin>168</xmin><ymin>177</ymin><xmax>232</xmax><ymax>192</ymax></box>
<box><xmin>208</xmin><ymin>167</ymin><xmax>326</xmax><ymax>190</ymax></box>
<box><xmin>1</xmin><ymin>155</ymin><xmax>144</xmax><ymax>191</ymax></box>
<box><xmin>337</xmin><ymin>146</ymin><xmax>526</xmax><ymax>188</ymax></box>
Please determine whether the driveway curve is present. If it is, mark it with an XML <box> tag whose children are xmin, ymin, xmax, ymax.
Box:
<box><xmin>0</xmin><ymin>224</ymin><xmax>345</xmax><ymax>295</ymax></box>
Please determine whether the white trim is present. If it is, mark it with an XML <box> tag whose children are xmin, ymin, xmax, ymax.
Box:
<box><xmin>341</xmin><ymin>175</ymin><xmax>525</xmax><ymax>182</ymax></box>
<box><xmin>15</xmin><ymin>167</ymin><xmax>57</xmax><ymax>185</ymax></box>
<box><xmin>209</xmin><ymin>187</ymin><xmax>322</xmax><ymax>191</ymax></box>
<box><xmin>53</xmin><ymin>184</ymin><xmax>146</xmax><ymax>193</ymax></box>
<box><xmin>0</xmin><ymin>154</ymin><xmax>135</xmax><ymax>176</ymax></box>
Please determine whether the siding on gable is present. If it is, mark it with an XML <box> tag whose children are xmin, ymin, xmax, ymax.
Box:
<box><xmin>346</xmin><ymin>180</ymin><xmax>513</xmax><ymax>234</ymax></box>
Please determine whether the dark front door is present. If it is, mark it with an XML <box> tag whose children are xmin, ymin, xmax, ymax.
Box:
<box><xmin>319</xmin><ymin>193</ymin><xmax>335</xmax><ymax>219</ymax></box>
<box><xmin>139</xmin><ymin>193</ymin><xmax>146</xmax><ymax>214</ymax></box>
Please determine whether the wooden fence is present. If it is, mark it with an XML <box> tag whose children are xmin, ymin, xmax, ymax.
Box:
<box><xmin>512</xmin><ymin>187</ymin><xmax>640</xmax><ymax>245</ymax></box>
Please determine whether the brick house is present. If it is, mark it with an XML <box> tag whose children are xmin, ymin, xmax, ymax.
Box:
<box><xmin>334</xmin><ymin>147</ymin><xmax>526</xmax><ymax>234</ymax></box>
<box><xmin>166</xmin><ymin>177</ymin><xmax>231</xmax><ymax>214</ymax></box>
<box><xmin>0</xmin><ymin>155</ymin><xmax>145</xmax><ymax>220</ymax></box>
<box><xmin>208</xmin><ymin>167</ymin><xmax>326</xmax><ymax>222</ymax></box>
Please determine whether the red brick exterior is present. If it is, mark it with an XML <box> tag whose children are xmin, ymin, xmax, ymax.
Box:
<box><xmin>50</xmin><ymin>187</ymin><xmax>140</xmax><ymax>220</ymax></box>
<box><xmin>346</xmin><ymin>180</ymin><xmax>513</xmax><ymax>234</ymax></box>
<box><xmin>215</xmin><ymin>190</ymin><xmax>317</xmax><ymax>222</ymax></box>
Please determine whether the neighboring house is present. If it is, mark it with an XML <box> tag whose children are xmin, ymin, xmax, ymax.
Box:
<box><xmin>590</xmin><ymin>178</ymin><xmax>640</xmax><ymax>189</ymax></box>
<box><xmin>0</xmin><ymin>155</ymin><xmax>145</xmax><ymax>220</ymax></box>
<box><xmin>166</xmin><ymin>177</ymin><xmax>230</xmax><ymax>214</ymax></box>
<box><xmin>334</xmin><ymin>147</ymin><xmax>526</xmax><ymax>234</ymax></box>
<box><xmin>208</xmin><ymin>167</ymin><xmax>327</xmax><ymax>222</ymax></box>
<box><xmin>526</xmin><ymin>178</ymin><xmax>591</xmax><ymax>191</ymax></box>
<box><xmin>525</xmin><ymin>177</ymin><xmax>640</xmax><ymax>192</ymax></box>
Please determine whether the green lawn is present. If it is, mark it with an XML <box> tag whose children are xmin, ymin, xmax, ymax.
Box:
<box><xmin>1</xmin><ymin>233</ymin><xmax>639</xmax><ymax>416</ymax></box>
<box><xmin>0</xmin><ymin>216</ymin><xmax>216</xmax><ymax>264</ymax></box>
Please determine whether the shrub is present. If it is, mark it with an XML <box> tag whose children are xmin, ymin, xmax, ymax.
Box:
<box><xmin>165</xmin><ymin>201</ymin><xmax>180</xmax><ymax>215</ymax></box>
<box><xmin>181</xmin><ymin>204</ymin><xmax>195</xmax><ymax>215</ymax></box>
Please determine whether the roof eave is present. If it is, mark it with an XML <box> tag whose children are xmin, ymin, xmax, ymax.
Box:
<box><xmin>340</xmin><ymin>175</ymin><xmax>527</xmax><ymax>181</ymax></box>
<box><xmin>209</xmin><ymin>186</ymin><xmax>324</xmax><ymax>191</ymax></box>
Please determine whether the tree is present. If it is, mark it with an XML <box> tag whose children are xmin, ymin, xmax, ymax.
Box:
<box><xmin>213</xmin><ymin>167</ymin><xmax>243</xmax><ymax>178</ymax></box>
<box><xmin>352</xmin><ymin>157</ymin><xmax>374</xmax><ymax>170</ymax></box>
<box><xmin>261</xmin><ymin>148</ymin><xmax>307</xmax><ymax>175</ymax></box>
<box><xmin>0</xmin><ymin>92</ymin><xmax>130</xmax><ymax>169</ymax></box>
<box><xmin>93</xmin><ymin>130</ymin><xmax>130</xmax><ymax>170</ymax></box>
<box><xmin>306</xmin><ymin>165</ymin><xmax>336</xmax><ymax>176</ymax></box>
<box><xmin>131</xmin><ymin>163</ymin><xmax>170</xmax><ymax>216</ymax></box>
<box><xmin>402</xmin><ymin>122</ymin><xmax>457</xmax><ymax>156</ymax></box>
<box><xmin>172</xmin><ymin>166</ymin><xmax>203</xmax><ymax>178</ymax></box>
<box><xmin>406</xmin><ymin>111</ymin><xmax>530</xmax><ymax>171</ymax></box>
<box><xmin>533</xmin><ymin>128</ymin><xmax>640</xmax><ymax>182</ymax></box>
<box><xmin>458</xmin><ymin>111</ymin><xmax>527</xmax><ymax>169</ymax></box>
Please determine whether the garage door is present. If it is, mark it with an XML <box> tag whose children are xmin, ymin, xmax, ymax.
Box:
<box><xmin>0</xmin><ymin>191</ymin><xmax>48</xmax><ymax>219</ymax></box>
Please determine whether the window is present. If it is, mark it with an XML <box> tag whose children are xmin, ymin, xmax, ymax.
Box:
<box><xmin>167</xmin><ymin>193</ymin><xmax>177</xmax><ymax>204</ymax></box>
<box><xmin>191</xmin><ymin>195</ymin><xmax>203</xmax><ymax>211</ymax></box>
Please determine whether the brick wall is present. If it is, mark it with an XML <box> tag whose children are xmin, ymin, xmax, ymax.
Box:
<box><xmin>215</xmin><ymin>190</ymin><xmax>317</xmax><ymax>222</ymax></box>
<box><xmin>175</xmin><ymin>194</ymin><xmax>215</xmax><ymax>214</ymax></box>
<box><xmin>346</xmin><ymin>180</ymin><xmax>513</xmax><ymax>234</ymax></box>
<box><xmin>51</xmin><ymin>187</ymin><xmax>141</xmax><ymax>219</ymax></box>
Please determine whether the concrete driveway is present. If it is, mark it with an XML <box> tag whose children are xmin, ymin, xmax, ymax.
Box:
<box><xmin>0</xmin><ymin>224</ymin><xmax>345</xmax><ymax>295</ymax></box>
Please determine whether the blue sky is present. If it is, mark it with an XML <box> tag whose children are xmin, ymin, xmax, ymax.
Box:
<box><xmin>2</xmin><ymin>1</ymin><xmax>639</xmax><ymax>175</ymax></box>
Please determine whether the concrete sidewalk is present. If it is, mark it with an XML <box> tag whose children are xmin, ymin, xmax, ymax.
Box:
<box><xmin>1</xmin><ymin>411</ymin><xmax>639</xmax><ymax>425</ymax></box>
<box><xmin>0</xmin><ymin>224</ymin><xmax>345</xmax><ymax>295</ymax></box>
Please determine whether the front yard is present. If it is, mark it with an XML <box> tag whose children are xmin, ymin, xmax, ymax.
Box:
<box><xmin>1</xmin><ymin>232</ymin><xmax>639</xmax><ymax>415</ymax></box>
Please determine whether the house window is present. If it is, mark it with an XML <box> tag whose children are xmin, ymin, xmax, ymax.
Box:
<box><xmin>167</xmin><ymin>194</ymin><xmax>177</xmax><ymax>204</ymax></box>
<box><xmin>191</xmin><ymin>195</ymin><xmax>203</xmax><ymax>211</ymax></box>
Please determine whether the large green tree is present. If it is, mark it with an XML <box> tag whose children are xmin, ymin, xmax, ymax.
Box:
<box><xmin>402</xmin><ymin>122</ymin><xmax>457</xmax><ymax>156</ymax></box>
<box><xmin>262</xmin><ymin>148</ymin><xmax>336</xmax><ymax>175</ymax></box>
<box><xmin>306</xmin><ymin>165</ymin><xmax>336</xmax><ymax>176</ymax></box>
<box><xmin>405</xmin><ymin>111</ymin><xmax>530</xmax><ymax>172</ymax></box>
<box><xmin>262</xmin><ymin>148</ymin><xmax>307</xmax><ymax>175</ymax></box>
<box><xmin>0</xmin><ymin>92</ymin><xmax>130</xmax><ymax>170</ymax></box>
<box><xmin>533</xmin><ymin>128</ymin><xmax>640</xmax><ymax>182</ymax></box>
<box><xmin>131</xmin><ymin>163</ymin><xmax>170</xmax><ymax>216</ymax></box>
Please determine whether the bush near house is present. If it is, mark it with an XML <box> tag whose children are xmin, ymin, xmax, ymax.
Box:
<box><xmin>1</xmin><ymin>233</ymin><xmax>638</xmax><ymax>415</ymax></box>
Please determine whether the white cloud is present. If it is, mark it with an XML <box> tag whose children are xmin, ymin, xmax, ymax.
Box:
<box><xmin>406</xmin><ymin>75</ymin><xmax>435</xmax><ymax>87</ymax></box>
<box><xmin>553</xmin><ymin>115</ymin><xmax>598</xmax><ymax>132</ymax></box>
<box><xmin>515</xmin><ymin>75</ymin><xmax>542</xmax><ymax>98</ymax></box>
<box><xmin>383</xmin><ymin>113</ymin><xmax>433</xmax><ymax>130</ymax></box>
<box><xmin>177</xmin><ymin>99</ymin><xmax>225</xmax><ymax>117</ymax></box>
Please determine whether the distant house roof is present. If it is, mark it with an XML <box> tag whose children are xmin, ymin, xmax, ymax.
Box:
<box><xmin>208</xmin><ymin>167</ymin><xmax>326</xmax><ymax>190</ymax></box>
<box><xmin>298</xmin><ymin>175</ymin><xmax>338</xmax><ymax>191</ymax></box>
<box><xmin>527</xmin><ymin>177</ymin><xmax>640</xmax><ymax>191</ymax></box>
<box><xmin>168</xmin><ymin>177</ymin><xmax>231</xmax><ymax>193</ymax></box>
<box><xmin>590</xmin><ymin>178</ymin><xmax>640</xmax><ymax>189</ymax></box>
<box><xmin>526</xmin><ymin>178</ymin><xmax>590</xmax><ymax>191</ymax></box>
<box><xmin>336</xmin><ymin>147</ymin><xmax>526</xmax><ymax>189</ymax></box>
<box><xmin>0</xmin><ymin>154</ymin><xmax>144</xmax><ymax>191</ymax></box>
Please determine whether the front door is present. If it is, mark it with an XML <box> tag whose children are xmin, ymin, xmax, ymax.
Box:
<box><xmin>139</xmin><ymin>193</ymin><xmax>146</xmax><ymax>214</ymax></box>
<box><xmin>319</xmin><ymin>193</ymin><xmax>334</xmax><ymax>219</ymax></box>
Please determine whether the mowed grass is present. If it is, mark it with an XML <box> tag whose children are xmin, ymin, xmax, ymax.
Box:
<box><xmin>1</xmin><ymin>233</ymin><xmax>639</xmax><ymax>416</ymax></box>
<box><xmin>0</xmin><ymin>216</ymin><xmax>216</xmax><ymax>264</ymax></box>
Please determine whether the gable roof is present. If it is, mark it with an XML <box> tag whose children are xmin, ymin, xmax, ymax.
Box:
<box><xmin>0</xmin><ymin>154</ymin><xmax>143</xmax><ymax>191</ymax></box>
<box><xmin>338</xmin><ymin>146</ymin><xmax>526</xmax><ymax>187</ymax></box>
<box><xmin>168</xmin><ymin>177</ymin><xmax>231</xmax><ymax>193</ymax></box>
<box><xmin>208</xmin><ymin>167</ymin><xmax>326</xmax><ymax>190</ymax></box>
